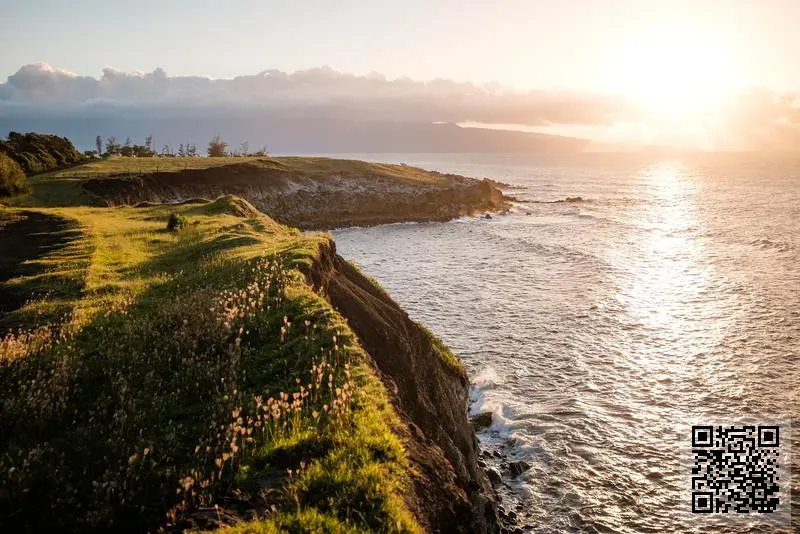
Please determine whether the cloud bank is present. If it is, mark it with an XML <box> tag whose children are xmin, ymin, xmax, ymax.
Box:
<box><xmin>1</xmin><ymin>63</ymin><xmax>800</xmax><ymax>150</ymax></box>
<box><xmin>0</xmin><ymin>63</ymin><xmax>637</xmax><ymax>126</ymax></box>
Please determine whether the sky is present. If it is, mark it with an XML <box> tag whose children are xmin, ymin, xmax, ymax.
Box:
<box><xmin>2</xmin><ymin>0</ymin><xmax>800</xmax><ymax>149</ymax></box>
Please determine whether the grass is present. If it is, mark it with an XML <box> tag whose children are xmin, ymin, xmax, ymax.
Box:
<box><xmin>0</xmin><ymin>196</ymin><xmax>421</xmax><ymax>532</ymax></box>
<box><xmin>39</xmin><ymin>155</ymin><xmax>452</xmax><ymax>186</ymax></box>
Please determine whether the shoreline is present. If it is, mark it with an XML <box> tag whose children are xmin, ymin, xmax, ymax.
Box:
<box><xmin>1</xmin><ymin>155</ymin><xmax>509</xmax><ymax>532</ymax></box>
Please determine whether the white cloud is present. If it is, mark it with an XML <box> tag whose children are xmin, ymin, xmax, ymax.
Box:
<box><xmin>0</xmin><ymin>63</ymin><xmax>634</xmax><ymax>126</ymax></box>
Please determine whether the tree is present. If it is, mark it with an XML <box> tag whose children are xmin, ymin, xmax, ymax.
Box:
<box><xmin>252</xmin><ymin>145</ymin><xmax>269</xmax><ymax>157</ymax></box>
<box><xmin>239</xmin><ymin>141</ymin><xmax>249</xmax><ymax>157</ymax></box>
<box><xmin>95</xmin><ymin>135</ymin><xmax>102</xmax><ymax>156</ymax></box>
<box><xmin>144</xmin><ymin>135</ymin><xmax>153</xmax><ymax>153</ymax></box>
<box><xmin>0</xmin><ymin>152</ymin><xmax>29</xmax><ymax>197</ymax></box>
<box><xmin>105</xmin><ymin>136</ymin><xmax>121</xmax><ymax>156</ymax></box>
<box><xmin>120</xmin><ymin>136</ymin><xmax>134</xmax><ymax>157</ymax></box>
<box><xmin>161</xmin><ymin>144</ymin><xmax>173</xmax><ymax>157</ymax></box>
<box><xmin>207</xmin><ymin>136</ymin><xmax>228</xmax><ymax>157</ymax></box>
<box><xmin>132</xmin><ymin>143</ymin><xmax>154</xmax><ymax>157</ymax></box>
<box><xmin>177</xmin><ymin>143</ymin><xmax>185</xmax><ymax>157</ymax></box>
<box><xmin>187</xmin><ymin>143</ymin><xmax>198</xmax><ymax>157</ymax></box>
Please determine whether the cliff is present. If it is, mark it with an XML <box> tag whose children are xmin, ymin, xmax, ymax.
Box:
<box><xmin>306</xmin><ymin>240</ymin><xmax>497</xmax><ymax>531</ymax></box>
<box><xmin>76</xmin><ymin>157</ymin><xmax>508</xmax><ymax>228</ymax></box>
<box><xmin>0</xmin><ymin>197</ymin><xmax>499</xmax><ymax>532</ymax></box>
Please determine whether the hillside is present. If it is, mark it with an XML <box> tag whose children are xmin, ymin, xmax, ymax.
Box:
<box><xmin>0</xmin><ymin>196</ymin><xmax>498</xmax><ymax>532</ymax></box>
<box><xmin>23</xmin><ymin>156</ymin><xmax>509</xmax><ymax>229</ymax></box>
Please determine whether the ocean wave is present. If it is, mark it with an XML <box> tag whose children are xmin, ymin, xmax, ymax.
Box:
<box><xmin>748</xmin><ymin>236</ymin><xmax>794</xmax><ymax>252</ymax></box>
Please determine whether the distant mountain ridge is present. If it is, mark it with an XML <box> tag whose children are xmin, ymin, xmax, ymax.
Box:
<box><xmin>0</xmin><ymin>110</ymin><xmax>591</xmax><ymax>154</ymax></box>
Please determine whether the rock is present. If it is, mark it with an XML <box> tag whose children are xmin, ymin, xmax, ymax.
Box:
<box><xmin>512</xmin><ymin>528</ymin><xmax>524</xmax><ymax>534</ymax></box>
<box><xmin>484</xmin><ymin>213</ymin><xmax>493</xmax><ymax>219</ymax></box>
<box><xmin>565</xmin><ymin>196</ymin><xmax>583</xmax><ymax>202</ymax></box>
<box><xmin>477</xmin><ymin>458</ymin><xmax>486</xmax><ymax>468</ymax></box>
<box><xmin>468</xmin><ymin>479</ymin><xmax>480</xmax><ymax>491</ymax></box>
<box><xmin>507</xmin><ymin>510</ymin><xmax>518</xmax><ymax>521</ymax></box>
<box><xmin>509</xmin><ymin>460</ymin><xmax>531</xmax><ymax>476</ymax></box>
<box><xmin>471</xmin><ymin>411</ymin><xmax>493</xmax><ymax>430</ymax></box>
<box><xmin>486</xmin><ymin>468</ymin><xmax>502</xmax><ymax>486</ymax></box>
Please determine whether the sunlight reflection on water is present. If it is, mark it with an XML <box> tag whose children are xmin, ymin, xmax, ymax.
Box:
<box><xmin>333</xmin><ymin>153</ymin><xmax>799</xmax><ymax>533</ymax></box>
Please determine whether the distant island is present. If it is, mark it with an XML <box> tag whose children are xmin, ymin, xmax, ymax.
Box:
<box><xmin>0</xmin><ymin>111</ymin><xmax>593</xmax><ymax>154</ymax></box>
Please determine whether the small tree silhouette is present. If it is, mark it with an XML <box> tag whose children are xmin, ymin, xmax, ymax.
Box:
<box><xmin>207</xmin><ymin>136</ymin><xmax>228</xmax><ymax>157</ymax></box>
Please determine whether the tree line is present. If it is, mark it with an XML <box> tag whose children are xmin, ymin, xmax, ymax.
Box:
<box><xmin>89</xmin><ymin>135</ymin><xmax>268</xmax><ymax>158</ymax></box>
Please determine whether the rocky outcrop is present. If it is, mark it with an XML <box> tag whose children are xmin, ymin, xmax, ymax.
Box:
<box><xmin>83</xmin><ymin>161</ymin><xmax>508</xmax><ymax>229</ymax></box>
<box><xmin>304</xmin><ymin>240</ymin><xmax>499</xmax><ymax>532</ymax></box>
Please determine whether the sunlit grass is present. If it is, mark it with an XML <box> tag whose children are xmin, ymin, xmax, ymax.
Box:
<box><xmin>0</xmin><ymin>196</ymin><xmax>419</xmax><ymax>532</ymax></box>
<box><xmin>38</xmin><ymin>155</ymin><xmax>451</xmax><ymax>186</ymax></box>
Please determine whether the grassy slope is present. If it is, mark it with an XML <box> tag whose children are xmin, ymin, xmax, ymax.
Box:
<box><xmin>0</xmin><ymin>196</ymin><xmax>421</xmax><ymax>532</ymax></box>
<box><xmin>41</xmin><ymin>156</ymin><xmax>450</xmax><ymax>185</ymax></box>
<box><xmin>8</xmin><ymin>156</ymin><xmax>455</xmax><ymax>210</ymax></box>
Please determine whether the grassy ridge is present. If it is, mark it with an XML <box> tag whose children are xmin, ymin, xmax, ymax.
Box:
<box><xmin>0</xmin><ymin>197</ymin><xmax>419</xmax><ymax>532</ymax></box>
<box><xmin>41</xmin><ymin>155</ymin><xmax>453</xmax><ymax>185</ymax></box>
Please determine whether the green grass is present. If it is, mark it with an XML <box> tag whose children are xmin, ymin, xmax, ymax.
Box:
<box><xmin>0</xmin><ymin>196</ymin><xmax>420</xmax><ymax>532</ymax></box>
<box><xmin>39</xmin><ymin>155</ymin><xmax>451</xmax><ymax>186</ymax></box>
<box><xmin>42</xmin><ymin>156</ymin><xmax>268</xmax><ymax>178</ymax></box>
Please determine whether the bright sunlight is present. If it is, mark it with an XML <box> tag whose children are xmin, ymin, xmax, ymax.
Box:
<box><xmin>608</xmin><ymin>26</ymin><xmax>739</xmax><ymax>119</ymax></box>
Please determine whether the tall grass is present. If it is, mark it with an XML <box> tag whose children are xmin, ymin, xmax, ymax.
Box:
<box><xmin>0</xmin><ymin>200</ymin><xmax>418</xmax><ymax>532</ymax></box>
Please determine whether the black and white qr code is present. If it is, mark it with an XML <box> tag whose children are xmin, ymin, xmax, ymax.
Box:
<box><xmin>691</xmin><ymin>425</ymin><xmax>780</xmax><ymax>514</ymax></box>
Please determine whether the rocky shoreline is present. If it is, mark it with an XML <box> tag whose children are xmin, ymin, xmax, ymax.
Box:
<box><xmin>82</xmin><ymin>160</ymin><xmax>510</xmax><ymax>229</ymax></box>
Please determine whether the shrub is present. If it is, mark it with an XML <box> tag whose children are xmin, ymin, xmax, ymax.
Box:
<box><xmin>166</xmin><ymin>212</ymin><xmax>188</xmax><ymax>232</ymax></box>
<box><xmin>0</xmin><ymin>152</ymin><xmax>29</xmax><ymax>197</ymax></box>
<box><xmin>0</xmin><ymin>131</ymin><xmax>85</xmax><ymax>174</ymax></box>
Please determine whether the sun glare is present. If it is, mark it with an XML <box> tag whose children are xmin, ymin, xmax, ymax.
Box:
<box><xmin>608</xmin><ymin>27</ymin><xmax>738</xmax><ymax>119</ymax></box>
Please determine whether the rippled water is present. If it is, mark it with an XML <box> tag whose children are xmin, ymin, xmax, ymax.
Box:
<box><xmin>331</xmin><ymin>153</ymin><xmax>799</xmax><ymax>533</ymax></box>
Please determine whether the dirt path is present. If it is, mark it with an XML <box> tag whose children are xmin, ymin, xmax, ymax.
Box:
<box><xmin>0</xmin><ymin>211</ymin><xmax>77</xmax><ymax>323</ymax></box>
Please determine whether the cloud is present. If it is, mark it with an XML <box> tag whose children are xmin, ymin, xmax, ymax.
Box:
<box><xmin>0</xmin><ymin>63</ymin><xmax>636</xmax><ymax>126</ymax></box>
<box><xmin>2</xmin><ymin>63</ymin><xmax>800</xmax><ymax>149</ymax></box>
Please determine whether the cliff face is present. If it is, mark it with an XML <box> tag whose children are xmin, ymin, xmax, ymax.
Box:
<box><xmin>82</xmin><ymin>161</ymin><xmax>508</xmax><ymax>228</ymax></box>
<box><xmin>306</xmin><ymin>240</ymin><xmax>499</xmax><ymax>532</ymax></box>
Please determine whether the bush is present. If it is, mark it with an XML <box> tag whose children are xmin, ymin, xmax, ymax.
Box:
<box><xmin>0</xmin><ymin>152</ymin><xmax>29</xmax><ymax>197</ymax></box>
<box><xmin>0</xmin><ymin>131</ymin><xmax>85</xmax><ymax>174</ymax></box>
<box><xmin>166</xmin><ymin>212</ymin><xmax>189</xmax><ymax>232</ymax></box>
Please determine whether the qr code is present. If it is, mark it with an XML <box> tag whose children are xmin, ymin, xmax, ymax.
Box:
<box><xmin>691</xmin><ymin>425</ymin><xmax>780</xmax><ymax>514</ymax></box>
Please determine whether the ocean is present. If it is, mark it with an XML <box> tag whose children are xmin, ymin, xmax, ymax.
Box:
<box><xmin>329</xmin><ymin>152</ymin><xmax>799</xmax><ymax>533</ymax></box>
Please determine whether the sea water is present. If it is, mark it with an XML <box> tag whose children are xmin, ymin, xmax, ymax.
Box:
<box><xmin>330</xmin><ymin>152</ymin><xmax>799</xmax><ymax>533</ymax></box>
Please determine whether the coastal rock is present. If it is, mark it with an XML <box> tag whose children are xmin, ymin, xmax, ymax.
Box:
<box><xmin>486</xmin><ymin>468</ymin><xmax>502</xmax><ymax>486</ymax></box>
<box><xmin>471</xmin><ymin>411</ymin><xmax>493</xmax><ymax>430</ymax></box>
<box><xmin>508</xmin><ymin>460</ymin><xmax>531</xmax><ymax>476</ymax></box>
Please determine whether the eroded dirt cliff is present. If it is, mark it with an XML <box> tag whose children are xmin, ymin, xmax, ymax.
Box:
<box><xmin>304</xmin><ymin>240</ymin><xmax>499</xmax><ymax>532</ymax></box>
<box><xmin>83</xmin><ymin>160</ymin><xmax>508</xmax><ymax>228</ymax></box>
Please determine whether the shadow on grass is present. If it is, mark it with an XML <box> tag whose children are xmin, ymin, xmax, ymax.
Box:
<box><xmin>0</xmin><ymin>211</ymin><xmax>86</xmax><ymax>332</ymax></box>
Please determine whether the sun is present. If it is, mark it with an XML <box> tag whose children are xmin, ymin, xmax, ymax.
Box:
<box><xmin>607</xmin><ymin>27</ymin><xmax>738</xmax><ymax>119</ymax></box>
